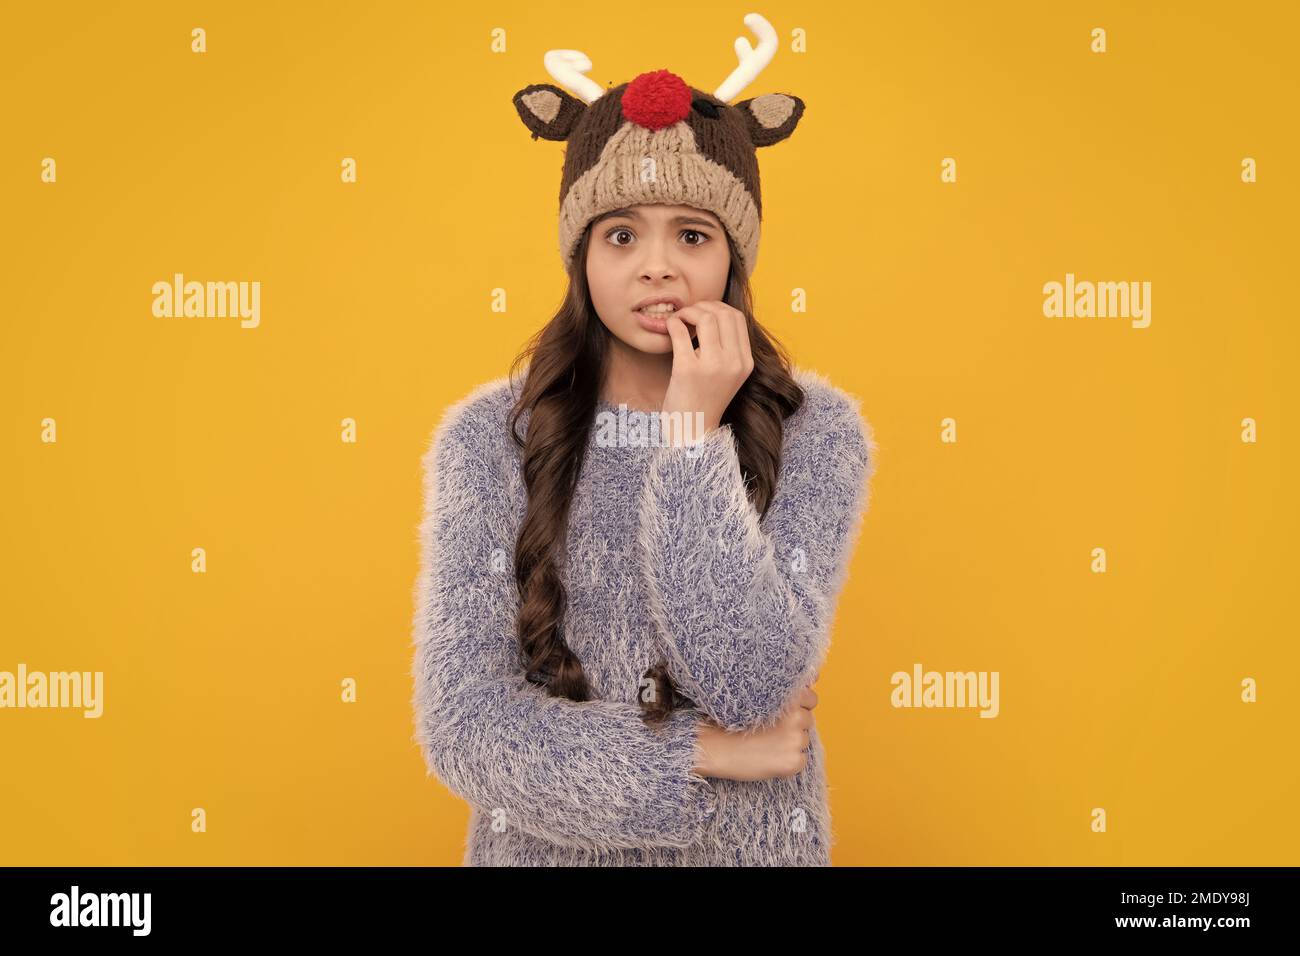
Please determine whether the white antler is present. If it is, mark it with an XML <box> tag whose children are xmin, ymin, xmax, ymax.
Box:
<box><xmin>712</xmin><ymin>13</ymin><xmax>778</xmax><ymax>103</ymax></box>
<box><xmin>543</xmin><ymin>49</ymin><xmax>606</xmax><ymax>104</ymax></box>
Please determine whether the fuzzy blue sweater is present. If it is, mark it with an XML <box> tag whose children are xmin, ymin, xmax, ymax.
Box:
<box><xmin>410</xmin><ymin>366</ymin><xmax>876</xmax><ymax>865</ymax></box>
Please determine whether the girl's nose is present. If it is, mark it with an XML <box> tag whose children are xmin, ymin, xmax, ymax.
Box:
<box><xmin>621</xmin><ymin>69</ymin><xmax>692</xmax><ymax>130</ymax></box>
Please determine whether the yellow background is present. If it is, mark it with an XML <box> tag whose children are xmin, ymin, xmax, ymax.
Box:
<box><xmin>2</xmin><ymin>1</ymin><xmax>1296</xmax><ymax>865</ymax></box>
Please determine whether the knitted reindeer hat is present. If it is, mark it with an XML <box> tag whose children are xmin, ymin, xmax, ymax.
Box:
<box><xmin>512</xmin><ymin>12</ymin><xmax>804</xmax><ymax>278</ymax></box>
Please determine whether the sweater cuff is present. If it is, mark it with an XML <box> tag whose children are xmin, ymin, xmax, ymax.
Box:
<box><xmin>662</xmin><ymin>708</ymin><xmax>719</xmax><ymax>827</ymax></box>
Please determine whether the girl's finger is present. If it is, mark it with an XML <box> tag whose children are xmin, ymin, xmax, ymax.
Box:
<box><xmin>679</xmin><ymin>304</ymin><xmax>722</xmax><ymax>359</ymax></box>
<box><xmin>724</xmin><ymin>305</ymin><xmax>746</xmax><ymax>360</ymax></box>
<box><xmin>735</xmin><ymin>308</ymin><xmax>754</xmax><ymax>369</ymax></box>
<box><xmin>699</xmin><ymin>301</ymin><xmax>739</xmax><ymax>359</ymax></box>
<box><xmin>698</xmin><ymin>300</ymin><xmax>739</xmax><ymax>357</ymax></box>
<box><xmin>663</xmin><ymin>313</ymin><xmax>696</xmax><ymax>366</ymax></box>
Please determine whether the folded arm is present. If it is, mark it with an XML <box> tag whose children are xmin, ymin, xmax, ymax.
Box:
<box><xmin>636</xmin><ymin>386</ymin><xmax>875</xmax><ymax>733</ymax></box>
<box><xmin>411</xmin><ymin>393</ymin><xmax>717</xmax><ymax>850</ymax></box>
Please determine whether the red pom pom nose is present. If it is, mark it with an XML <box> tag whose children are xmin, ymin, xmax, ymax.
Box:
<box><xmin>621</xmin><ymin>69</ymin><xmax>692</xmax><ymax>130</ymax></box>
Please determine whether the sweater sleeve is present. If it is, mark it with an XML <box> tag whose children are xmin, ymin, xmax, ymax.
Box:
<box><xmin>410</xmin><ymin>390</ymin><xmax>718</xmax><ymax>852</ymax></box>
<box><xmin>635</xmin><ymin>384</ymin><xmax>876</xmax><ymax>734</ymax></box>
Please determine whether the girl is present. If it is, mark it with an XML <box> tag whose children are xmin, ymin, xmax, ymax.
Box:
<box><xmin>411</xmin><ymin>17</ymin><xmax>876</xmax><ymax>866</ymax></box>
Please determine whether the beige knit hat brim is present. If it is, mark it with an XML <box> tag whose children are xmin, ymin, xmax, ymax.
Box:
<box><xmin>558</xmin><ymin>121</ymin><xmax>761</xmax><ymax>277</ymax></box>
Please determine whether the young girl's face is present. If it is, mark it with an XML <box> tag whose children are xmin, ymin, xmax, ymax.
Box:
<box><xmin>585</xmin><ymin>203</ymin><xmax>731</xmax><ymax>355</ymax></box>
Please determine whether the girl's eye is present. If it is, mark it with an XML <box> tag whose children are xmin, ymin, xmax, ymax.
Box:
<box><xmin>604</xmin><ymin>227</ymin><xmax>711</xmax><ymax>247</ymax></box>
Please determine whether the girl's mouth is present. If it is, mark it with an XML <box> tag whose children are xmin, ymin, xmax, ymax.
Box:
<box><xmin>632</xmin><ymin>308</ymin><xmax>674</xmax><ymax>335</ymax></box>
<box><xmin>634</xmin><ymin>303</ymin><xmax>680</xmax><ymax>316</ymax></box>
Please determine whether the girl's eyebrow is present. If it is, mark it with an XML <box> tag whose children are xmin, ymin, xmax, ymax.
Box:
<box><xmin>595</xmin><ymin>207</ymin><xmax>720</xmax><ymax>229</ymax></box>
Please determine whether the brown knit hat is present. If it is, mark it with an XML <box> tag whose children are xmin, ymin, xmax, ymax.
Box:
<box><xmin>511</xmin><ymin>13</ymin><xmax>804</xmax><ymax>278</ymax></box>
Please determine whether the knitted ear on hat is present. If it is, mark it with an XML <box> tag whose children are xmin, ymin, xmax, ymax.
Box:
<box><xmin>514</xmin><ymin>14</ymin><xmax>802</xmax><ymax>278</ymax></box>
<box><xmin>512</xmin><ymin>83</ymin><xmax>586</xmax><ymax>141</ymax></box>
<box><xmin>734</xmin><ymin>93</ymin><xmax>805</xmax><ymax>147</ymax></box>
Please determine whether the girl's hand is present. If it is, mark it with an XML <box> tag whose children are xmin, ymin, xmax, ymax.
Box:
<box><xmin>661</xmin><ymin>300</ymin><xmax>754</xmax><ymax>446</ymax></box>
<box><xmin>693</xmin><ymin>685</ymin><xmax>819</xmax><ymax>781</ymax></box>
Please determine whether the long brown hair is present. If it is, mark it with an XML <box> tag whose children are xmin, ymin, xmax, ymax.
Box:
<box><xmin>505</xmin><ymin>220</ymin><xmax>805</xmax><ymax>724</ymax></box>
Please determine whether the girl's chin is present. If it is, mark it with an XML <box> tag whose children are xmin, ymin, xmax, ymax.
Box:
<box><xmin>630</xmin><ymin>331</ymin><xmax>675</xmax><ymax>353</ymax></box>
